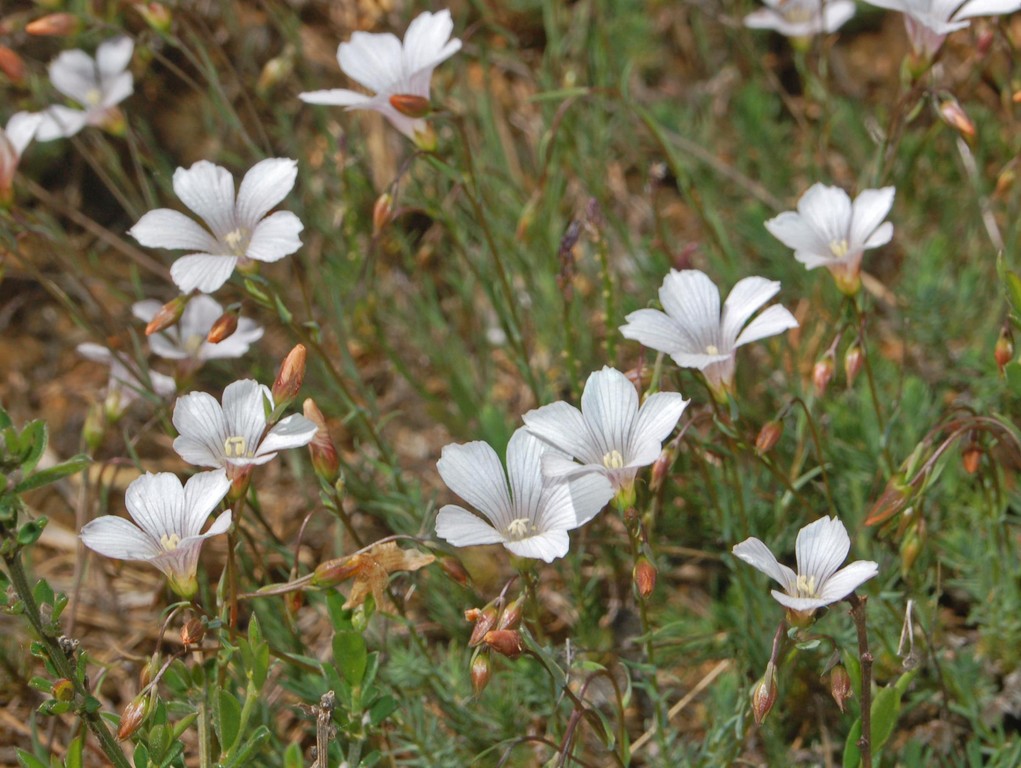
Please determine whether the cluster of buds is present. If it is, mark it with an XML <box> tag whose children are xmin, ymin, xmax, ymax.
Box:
<box><xmin>465</xmin><ymin>594</ymin><xmax>526</xmax><ymax>695</ymax></box>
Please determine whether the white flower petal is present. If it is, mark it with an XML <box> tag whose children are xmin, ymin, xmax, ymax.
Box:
<box><xmin>668</xmin><ymin>350</ymin><xmax>732</xmax><ymax>371</ymax></box>
<box><xmin>129</xmin><ymin>208</ymin><xmax>220</xmax><ymax>252</ymax></box>
<box><xmin>170</xmin><ymin>254</ymin><xmax>237</xmax><ymax>293</ymax></box>
<box><xmin>619</xmin><ymin>309</ymin><xmax>685</xmax><ymax>356</ymax></box>
<box><xmin>720</xmin><ymin>276</ymin><xmax>781</xmax><ymax>348</ymax></box>
<box><xmin>6</xmin><ymin>112</ymin><xmax>43</xmax><ymax>156</ymax></box>
<box><xmin>822</xmin><ymin>1</ymin><xmax>857</xmax><ymax>32</ymax></box>
<box><xmin>523</xmin><ymin>401</ymin><xmax>594</xmax><ymax>464</ymax></box>
<box><xmin>954</xmin><ymin>0</ymin><xmax>1021</xmax><ymax>20</ymax></box>
<box><xmin>797</xmin><ymin>183</ymin><xmax>853</xmax><ymax>246</ymax></box>
<box><xmin>96</xmin><ymin>37</ymin><xmax>134</xmax><ymax>81</ymax></box>
<box><xmin>299</xmin><ymin>88</ymin><xmax>374</xmax><ymax>106</ymax></box>
<box><xmin>77</xmin><ymin>342</ymin><xmax>113</xmax><ymax>364</ymax></box>
<box><xmin>124</xmin><ymin>472</ymin><xmax>186</xmax><ymax>542</ymax></box>
<box><xmin>172</xmin><ymin>161</ymin><xmax>237</xmax><ymax>239</ymax></box>
<box><xmin>245</xmin><ymin>211</ymin><xmax>303</xmax><ymax>263</ymax></box>
<box><xmin>505</xmin><ymin>530</ymin><xmax>569</xmax><ymax>562</ymax></box>
<box><xmin>338</xmin><ymin>31</ymin><xmax>405</xmax><ymax>93</ymax></box>
<box><xmin>173</xmin><ymin>391</ymin><xmax>229</xmax><ymax>467</ymax></box>
<box><xmin>818</xmin><ymin>560</ymin><xmax>879</xmax><ymax>603</ymax></box>
<box><xmin>732</xmin><ymin>537</ymin><xmax>796</xmax><ymax>593</ymax></box>
<box><xmin>131</xmin><ymin>299</ymin><xmax>163</xmax><ymax>324</ymax></box>
<box><xmin>579</xmin><ymin>367</ymin><xmax>639</xmax><ymax>460</ymax></box>
<box><xmin>795</xmin><ymin>516</ymin><xmax>851</xmax><ymax>582</ymax></box>
<box><xmin>734</xmin><ymin>305</ymin><xmax>799</xmax><ymax>349</ymax></box>
<box><xmin>770</xmin><ymin>590</ymin><xmax>831</xmax><ymax>612</ymax></box>
<box><xmin>149</xmin><ymin>370</ymin><xmax>177</xmax><ymax>398</ymax></box>
<box><xmin>222</xmin><ymin>380</ymin><xmax>271</xmax><ymax>450</ymax></box>
<box><xmin>659</xmin><ymin>270</ymin><xmax>721</xmax><ymax>353</ymax></box>
<box><xmin>437</xmin><ymin>441</ymin><xmax>512</xmax><ymax>528</ymax></box>
<box><xmin>764</xmin><ymin>211</ymin><xmax>830</xmax><ymax>255</ymax></box>
<box><xmin>257</xmin><ymin>414</ymin><xmax>318</xmax><ymax>457</ymax></box>
<box><xmin>100</xmin><ymin>72</ymin><xmax>133</xmax><ymax>108</ymax></box>
<box><xmin>435</xmin><ymin>505</ymin><xmax>506</xmax><ymax>547</ymax></box>
<box><xmin>849</xmin><ymin>187</ymin><xmax>895</xmax><ymax>251</ymax></box>
<box><xmin>563</xmin><ymin>473</ymin><xmax>613</xmax><ymax>526</ymax></box>
<box><xmin>81</xmin><ymin>515</ymin><xmax>162</xmax><ymax>561</ymax></box>
<box><xmin>34</xmin><ymin>106</ymin><xmax>88</xmax><ymax>141</ymax></box>
<box><xmin>181</xmin><ymin>470</ymin><xmax>230</xmax><ymax>537</ymax></box>
<box><xmin>402</xmin><ymin>10</ymin><xmax>461</xmax><ymax>87</ymax></box>
<box><xmin>629</xmin><ymin>391</ymin><xmax>688</xmax><ymax>465</ymax></box>
<box><xmin>236</xmin><ymin>158</ymin><xmax>298</xmax><ymax>227</ymax></box>
<box><xmin>540</xmin><ymin>452</ymin><xmax>601</xmax><ymax>480</ymax></box>
<box><xmin>200</xmin><ymin>317</ymin><xmax>263</xmax><ymax>360</ymax></box>
<box><xmin>505</xmin><ymin>429</ymin><xmax>545</xmax><ymax>524</ymax></box>
<box><xmin>48</xmin><ymin>49</ymin><xmax>97</xmax><ymax>103</ymax></box>
<box><xmin>863</xmin><ymin>221</ymin><xmax>894</xmax><ymax>250</ymax></box>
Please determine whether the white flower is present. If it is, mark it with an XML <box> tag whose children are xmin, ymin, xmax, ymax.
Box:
<box><xmin>732</xmin><ymin>516</ymin><xmax>879</xmax><ymax>615</ymax></box>
<box><xmin>744</xmin><ymin>0</ymin><xmax>856</xmax><ymax>37</ymax></box>
<box><xmin>172</xmin><ymin>379</ymin><xmax>318</xmax><ymax>478</ymax></box>
<box><xmin>0</xmin><ymin>112</ymin><xmax>42</xmax><ymax>204</ymax></box>
<box><xmin>620</xmin><ymin>270</ymin><xmax>798</xmax><ymax>401</ymax></box>
<box><xmin>80</xmin><ymin>470</ymin><xmax>231</xmax><ymax>598</ymax></box>
<box><xmin>522</xmin><ymin>367</ymin><xmax>689</xmax><ymax>496</ymax></box>
<box><xmin>764</xmin><ymin>183</ymin><xmax>895</xmax><ymax>295</ymax></box>
<box><xmin>77</xmin><ymin>342</ymin><xmax>176</xmax><ymax>416</ymax></box>
<box><xmin>35</xmin><ymin>36</ymin><xmax>134</xmax><ymax>141</ymax></box>
<box><xmin>132</xmin><ymin>296</ymin><xmax>263</xmax><ymax>363</ymax></box>
<box><xmin>861</xmin><ymin>0</ymin><xmax>1021</xmax><ymax>58</ymax></box>
<box><xmin>299</xmin><ymin>9</ymin><xmax>461</xmax><ymax>140</ymax></box>
<box><xmin>128</xmin><ymin>158</ymin><xmax>304</xmax><ymax>294</ymax></box>
<box><xmin>435</xmin><ymin>429</ymin><xmax>613</xmax><ymax>562</ymax></box>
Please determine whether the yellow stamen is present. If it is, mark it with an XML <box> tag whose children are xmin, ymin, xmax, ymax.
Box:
<box><xmin>505</xmin><ymin>518</ymin><xmax>534</xmax><ymax>540</ymax></box>
<box><xmin>705</xmin><ymin>344</ymin><xmax>719</xmax><ymax>355</ymax></box>
<box><xmin>160</xmin><ymin>532</ymin><xmax>181</xmax><ymax>551</ymax></box>
<box><xmin>829</xmin><ymin>239</ymin><xmax>850</xmax><ymax>259</ymax></box>
<box><xmin>224</xmin><ymin>436</ymin><xmax>248</xmax><ymax>458</ymax></box>
<box><xmin>795</xmin><ymin>573</ymin><xmax>818</xmax><ymax>598</ymax></box>
<box><xmin>603</xmin><ymin>450</ymin><xmax>625</xmax><ymax>470</ymax></box>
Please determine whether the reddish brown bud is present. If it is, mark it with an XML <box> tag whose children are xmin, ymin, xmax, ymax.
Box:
<box><xmin>844</xmin><ymin>343</ymin><xmax>864</xmax><ymax>388</ymax></box>
<box><xmin>813</xmin><ymin>356</ymin><xmax>835</xmax><ymax>398</ymax></box>
<box><xmin>0</xmin><ymin>46</ymin><xmax>25</xmax><ymax>84</ymax></box>
<box><xmin>207</xmin><ymin>304</ymin><xmax>240</xmax><ymax>343</ymax></box>
<box><xmin>389</xmin><ymin>94</ymin><xmax>431</xmax><ymax>118</ymax></box>
<box><xmin>135</xmin><ymin>3</ymin><xmax>173</xmax><ymax>33</ymax></box>
<box><xmin>117</xmin><ymin>695</ymin><xmax>149</xmax><ymax>741</ymax></box>
<box><xmin>52</xmin><ymin>678</ymin><xmax>74</xmax><ymax>702</ymax></box>
<box><xmin>471</xmin><ymin>649</ymin><xmax>491</xmax><ymax>696</ymax></box>
<box><xmin>145</xmin><ymin>295</ymin><xmax>189</xmax><ymax>336</ymax></box>
<box><xmin>311</xmin><ymin>555</ymin><xmax>362</xmax><ymax>587</ymax></box>
<box><xmin>829</xmin><ymin>665</ymin><xmax>853</xmax><ymax>712</ymax></box>
<box><xmin>303</xmin><ymin>398</ymin><xmax>340</xmax><ymax>482</ymax></box>
<box><xmin>272</xmin><ymin>344</ymin><xmax>306</xmax><ymax>408</ymax></box>
<box><xmin>496</xmin><ymin>596</ymin><xmax>525</xmax><ymax>631</ymax></box>
<box><xmin>865</xmin><ymin>477</ymin><xmax>911</xmax><ymax>526</ymax></box>
<box><xmin>438</xmin><ymin>555</ymin><xmax>470</xmax><ymax>586</ymax></box>
<box><xmin>962</xmin><ymin>442</ymin><xmax>982</xmax><ymax>475</ymax></box>
<box><xmin>995</xmin><ymin>328</ymin><xmax>1013</xmax><ymax>373</ymax></box>
<box><xmin>633</xmin><ymin>555</ymin><xmax>657</xmax><ymax>599</ymax></box>
<box><xmin>751</xmin><ymin>663</ymin><xmax>778</xmax><ymax>725</ymax></box>
<box><xmin>649</xmin><ymin>445</ymin><xmax>674</xmax><ymax>492</ymax></box>
<box><xmin>372</xmin><ymin>193</ymin><xmax>393</xmax><ymax>236</ymax></box>
<box><xmin>468</xmin><ymin>603</ymin><xmax>500</xmax><ymax>648</ymax></box>
<box><xmin>26</xmin><ymin>13</ymin><xmax>80</xmax><ymax>37</ymax></box>
<box><xmin>483</xmin><ymin>629</ymin><xmax>523</xmax><ymax>659</ymax></box>
<box><xmin>755</xmin><ymin>420</ymin><xmax>783</xmax><ymax>454</ymax></box>
<box><xmin>938</xmin><ymin>97</ymin><xmax>976</xmax><ymax>139</ymax></box>
<box><xmin>181</xmin><ymin>618</ymin><xmax>205</xmax><ymax>647</ymax></box>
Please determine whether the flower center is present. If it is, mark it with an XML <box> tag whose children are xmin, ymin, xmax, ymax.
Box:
<box><xmin>84</xmin><ymin>88</ymin><xmax>102</xmax><ymax>106</ymax></box>
<box><xmin>795</xmin><ymin>573</ymin><xmax>819</xmax><ymax>598</ymax></box>
<box><xmin>505</xmin><ymin>517</ymin><xmax>534</xmax><ymax>540</ymax></box>
<box><xmin>603</xmin><ymin>449</ymin><xmax>625</xmax><ymax>470</ymax></box>
<box><xmin>782</xmin><ymin>6</ymin><xmax>813</xmax><ymax>23</ymax></box>
<box><xmin>705</xmin><ymin>344</ymin><xmax>720</xmax><ymax>355</ymax></box>
<box><xmin>160</xmin><ymin>532</ymin><xmax>181</xmax><ymax>551</ymax></box>
<box><xmin>224</xmin><ymin>228</ymin><xmax>247</xmax><ymax>257</ymax></box>
<box><xmin>183</xmin><ymin>334</ymin><xmax>205</xmax><ymax>355</ymax></box>
<box><xmin>829</xmin><ymin>238</ymin><xmax>850</xmax><ymax>259</ymax></box>
<box><xmin>223</xmin><ymin>436</ymin><xmax>250</xmax><ymax>458</ymax></box>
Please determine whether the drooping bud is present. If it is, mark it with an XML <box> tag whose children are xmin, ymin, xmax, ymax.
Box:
<box><xmin>470</xmin><ymin>649</ymin><xmax>491</xmax><ymax>696</ymax></box>
<box><xmin>750</xmin><ymin>662</ymin><xmax>778</xmax><ymax>725</ymax></box>
<box><xmin>372</xmin><ymin>193</ymin><xmax>393</xmax><ymax>236</ymax></box>
<box><xmin>117</xmin><ymin>695</ymin><xmax>149</xmax><ymax>741</ymax></box>
<box><xmin>633</xmin><ymin>555</ymin><xmax>657</xmax><ymax>599</ymax></box>
<box><xmin>938</xmin><ymin>97</ymin><xmax>975</xmax><ymax>140</ymax></box>
<box><xmin>0</xmin><ymin>46</ymin><xmax>25</xmax><ymax>84</ymax></box>
<box><xmin>389</xmin><ymin>94</ymin><xmax>431</xmax><ymax>118</ymax></box>
<box><xmin>438</xmin><ymin>555</ymin><xmax>470</xmax><ymax>586</ymax></box>
<box><xmin>272</xmin><ymin>344</ymin><xmax>306</xmax><ymax>410</ymax></box>
<box><xmin>829</xmin><ymin>665</ymin><xmax>853</xmax><ymax>712</ymax></box>
<box><xmin>812</xmin><ymin>355</ymin><xmax>835</xmax><ymax>398</ymax></box>
<box><xmin>145</xmin><ymin>295</ymin><xmax>189</xmax><ymax>336</ymax></box>
<box><xmin>468</xmin><ymin>602</ymin><xmax>501</xmax><ymax>648</ymax></box>
<box><xmin>311</xmin><ymin>555</ymin><xmax>362</xmax><ymax>588</ymax></box>
<box><xmin>843</xmin><ymin>343</ymin><xmax>864</xmax><ymax>388</ymax></box>
<box><xmin>962</xmin><ymin>441</ymin><xmax>982</xmax><ymax>475</ymax></box>
<box><xmin>995</xmin><ymin>328</ymin><xmax>1013</xmax><ymax>373</ymax></box>
<box><xmin>82</xmin><ymin>402</ymin><xmax>105</xmax><ymax>452</ymax></box>
<box><xmin>25</xmin><ymin>13</ymin><xmax>81</xmax><ymax>37</ymax></box>
<box><xmin>497</xmin><ymin>596</ymin><xmax>525</xmax><ymax>631</ymax></box>
<box><xmin>864</xmin><ymin>476</ymin><xmax>911</xmax><ymax>526</ymax></box>
<box><xmin>483</xmin><ymin>629</ymin><xmax>523</xmax><ymax>659</ymax></box>
<box><xmin>134</xmin><ymin>3</ymin><xmax>173</xmax><ymax>33</ymax></box>
<box><xmin>649</xmin><ymin>444</ymin><xmax>674</xmax><ymax>493</ymax></box>
<box><xmin>755</xmin><ymin>420</ymin><xmax>783</xmax><ymax>454</ymax></box>
<box><xmin>303</xmin><ymin>399</ymin><xmax>340</xmax><ymax>482</ymax></box>
<box><xmin>207</xmin><ymin>304</ymin><xmax>241</xmax><ymax>343</ymax></box>
<box><xmin>181</xmin><ymin>618</ymin><xmax>205</xmax><ymax>647</ymax></box>
<box><xmin>256</xmin><ymin>48</ymin><xmax>294</xmax><ymax>95</ymax></box>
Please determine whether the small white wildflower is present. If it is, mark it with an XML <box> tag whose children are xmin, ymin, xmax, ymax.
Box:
<box><xmin>765</xmin><ymin>183</ymin><xmax>895</xmax><ymax>295</ymax></box>
<box><xmin>0</xmin><ymin>112</ymin><xmax>42</xmax><ymax>205</ymax></box>
<box><xmin>744</xmin><ymin>0</ymin><xmax>856</xmax><ymax>37</ymax></box>
<box><xmin>129</xmin><ymin>158</ymin><xmax>304</xmax><ymax>294</ymax></box>
<box><xmin>522</xmin><ymin>367</ymin><xmax>689</xmax><ymax>498</ymax></box>
<box><xmin>35</xmin><ymin>36</ymin><xmax>134</xmax><ymax>141</ymax></box>
<box><xmin>80</xmin><ymin>470</ymin><xmax>231</xmax><ymax>598</ymax></box>
<box><xmin>733</xmin><ymin>516</ymin><xmax>879</xmax><ymax>617</ymax></box>
<box><xmin>620</xmin><ymin>269</ymin><xmax>798</xmax><ymax>401</ymax></box>
<box><xmin>77</xmin><ymin>342</ymin><xmax>176</xmax><ymax>418</ymax></box>
<box><xmin>435</xmin><ymin>428</ymin><xmax>613</xmax><ymax>562</ymax></box>
<box><xmin>299</xmin><ymin>9</ymin><xmax>461</xmax><ymax>141</ymax></box>
<box><xmin>132</xmin><ymin>296</ymin><xmax>263</xmax><ymax>363</ymax></box>
<box><xmin>861</xmin><ymin>0</ymin><xmax>1021</xmax><ymax>59</ymax></box>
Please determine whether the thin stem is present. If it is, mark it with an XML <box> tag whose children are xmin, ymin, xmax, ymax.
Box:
<box><xmin>847</xmin><ymin>594</ymin><xmax>873</xmax><ymax>768</ymax></box>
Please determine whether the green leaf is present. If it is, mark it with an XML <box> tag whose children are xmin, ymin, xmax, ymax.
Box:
<box><xmin>283</xmin><ymin>742</ymin><xmax>304</xmax><ymax>768</ymax></box>
<box><xmin>32</xmin><ymin>579</ymin><xmax>54</xmax><ymax>608</ymax></box>
<box><xmin>15</xmin><ymin>750</ymin><xmax>48</xmax><ymax>768</ymax></box>
<box><xmin>333</xmin><ymin>630</ymin><xmax>367</xmax><ymax>687</ymax></box>
<box><xmin>17</xmin><ymin>518</ymin><xmax>48</xmax><ymax>546</ymax></box>
<box><xmin>843</xmin><ymin>669</ymin><xmax>918</xmax><ymax>768</ymax></box>
<box><xmin>221</xmin><ymin>725</ymin><xmax>271</xmax><ymax>768</ymax></box>
<box><xmin>63</xmin><ymin>734</ymin><xmax>83</xmax><ymax>768</ymax></box>
<box><xmin>368</xmin><ymin>695</ymin><xmax>398</xmax><ymax>726</ymax></box>
<box><xmin>14</xmin><ymin>455</ymin><xmax>90</xmax><ymax>494</ymax></box>
<box><xmin>19</xmin><ymin>421</ymin><xmax>47</xmax><ymax>474</ymax></box>
<box><xmin>997</xmin><ymin>253</ymin><xmax>1021</xmax><ymax>318</ymax></box>
<box><xmin>132</xmin><ymin>743</ymin><xmax>149</xmax><ymax>768</ymax></box>
<box><xmin>217</xmin><ymin>690</ymin><xmax>242</xmax><ymax>752</ymax></box>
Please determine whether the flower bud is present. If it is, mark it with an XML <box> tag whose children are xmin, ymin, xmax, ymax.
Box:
<box><xmin>829</xmin><ymin>665</ymin><xmax>853</xmax><ymax>712</ymax></box>
<box><xmin>0</xmin><ymin>46</ymin><xmax>25</xmax><ymax>85</ymax></box>
<box><xmin>962</xmin><ymin>442</ymin><xmax>982</xmax><ymax>475</ymax></box>
<box><xmin>843</xmin><ymin>343</ymin><xmax>864</xmax><ymax>388</ymax></box>
<box><xmin>82</xmin><ymin>403</ymin><xmax>105</xmax><ymax>452</ymax></box>
<box><xmin>899</xmin><ymin>521</ymin><xmax>924</xmax><ymax>578</ymax></box>
<box><xmin>389</xmin><ymin>94</ymin><xmax>431</xmax><ymax>118</ymax></box>
<box><xmin>438</xmin><ymin>555</ymin><xmax>470</xmax><ymax>586</ymax></box>
<box><xmin>272</xmin><ymin>344</ymin><xmax>306</xmax><ymax>409</ymax></box>
<box><xmin>812</xmin><ymin>355</ymin><xmax>835</xmax><ymax>398</ymax></box>
<box><xmin>864</xmin><ymin>476</ymin><xmax>911</xmax><ymax>526</ymax></box>
<box><xmin>226</xmin><ymin>465</ymin><xmax>252</xmax><ymax>503</ymax></box>
<box><xmin>303</xmin><ymin>399</ymin><xmax>340</xmax><ymax>482</ymax></box>
<box><xmin>938</xmin><ymin>97</ymin><xmax>975</xmax><ymax>139</ymax></box>
<box><xmin>52</xmin><ymin>678</ymin><xmax>74</xmax><ymax>702</ymax></box>
<box><xmin>118</xmin><ymin>695</ymin><xmax>149</xmax><ymax>741</ymax></box>
<box><xmin>755</xmin><ymin>420</ymin><xmax>783</xmax><ymax>454</ymax></box>
<box><xmin>134</xmin><ymin>3</ymin><xmax>173</xmax><ymax>34</ymax></box>
<box><xmin>145</xmin><ymin>295</ymin><xmax>189</xmax><ymax>336</ymax></box>
<box><xmin>471</xmin><ymin>649</ymin><xmax>491</xmax><ymax>696</ymax></box>
<box><xmin>256</xmin><ymin>49</ymin><xmax>293</xmax><ymax>95</ymax></box>
<box><xmin>995</xmin><ymin>328</ymin><xmax>1013</xmax><ymax>373</ymax></box>
<box><xmin>412</xmin><ymin>123</ymin><xmax>437</xmax><ymax>152</ymax></box>
<box><xmin>468</xmin><ymin>602</ymin><xmax>500</xmax><ymax>648</ymax></box>
<box><xmin>633</xmin><ymin>555</ymin><xmax>657</xmax><ymax>599</ymax></box>
<box><xmin>750</xmin><ymin>663</ymin><xmax>778</xmax><ymax>725</ymax></box>
<box><xmin>372</xmin><ymin>193</ymin><xmax>393</xmax><ymax>236</ymax></box>
<box><xmin>207</xmin><ymin>304</ymin><xmax>240</xmax><ymax>343</ymax></box>
<box><xmin>496</xmin><ymin>596</ymin><xmax>525</xmax><ymax>631</ymax></box>
<box><xmin>25</xmin><ymin>13</ymin><xmax>80</xmax><ymax>37</ymax></box>
<box><xmin>649</xmin><ymin>445</ymin><xmax>674</xmax><ymax>492</ymax></box>
<box><xmin>483</xmin><ymin>629</ymin><xmax>523</xmax><ymax>659</ymax></box>
<box><xmin>181</xmin><ymin>618</ymin><xmax>205</xmax><ymax>647</ymax></box>
<box><xmin>311</xmin><ymin>555</ymin><xmax>362</xmax><ymax>588</ymax></box>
